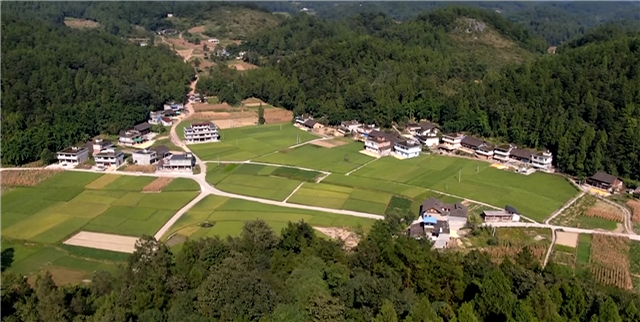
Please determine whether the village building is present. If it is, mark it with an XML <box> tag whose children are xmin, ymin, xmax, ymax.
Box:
<box><xmin>531</xmin><ymin>151</ymin><xmax>553</xmax><ymax>171</ymax></box>
<box><xmin>184</xmin><ymin>122</ymin><xmax>220</xmax><ymax>144</ymax></box>
<box><xmin>56</xmin><ymin>146</ymin><xmax>90</xmax><ymax>166</ymax></box>
<box><xmin>364</xmin><ymin>130</ymin><xmax>393</xmax><ymax>156</ymax></box>
<box><xmin>482</xmin><ymin>205</ymin><xmax>521</xmax><ymax>222</ymax></box>
<box><xmin>475</xmin><ymin>144</ymin><xmax>494</xmax><ymax>160</ymax></box>
<box><xmin>89</xmin><ymin>138</ymin><xmax>114</xmax><ymax>155</ymax></box>
<box><xmin>164</xmin><ymin>102</ymin><xmax>185</xmax><ymax>115</ymax></box>
<box><xmin>414</xmin><ymin>121</ymin><xmax>439</xmax><ymax>147</ymax></box>
<box><xmin>439</xmin><ymin>133</ymin><xmax>464</xmax><ymax>151</ymax></box>
<box><xmin>149</xmin><ymin>110</ymin><xmax>167</xmax><ymax>125</ymax></box>
<box><xmin>158</xmin><ymin>152</ymin><xmax>195</xmax><ymax>172</ymax></box>
<box><xmin>118</xmin><ymin>129</ymin><xmax>145</xmax><ymax>146</ymax></box>
<box><xmin>341</xmin><ymin>120</ymin><xmax>362</xmax><ymax>133</ymax></box>
<box><xmin>419</xmin><ymin>197</ymin><xmax>468</xmax><ymax>234</ymax></box>
<box><xmin>133</xmin><ymin>122</ymin><xmax>152</xmax><ymax>136</ymax></box>
<box><xmin>393</xmin><ymin>140</ymin><xmax>422</xmax><ymax>159</ymax></box>
<box><xmin>94</xmin><ymin>147</ymin><xmax>124</xmax><ymax>168</ymax></box>
<box><xmin>460</xmin><ymin>136</ymin><xmax>485</xmax><ymax>151</ymax></box>
<box><xmin>587</xmin><ymin>171</ymin><xmax>624</xmax><ymax>192</ymax></box>
<box><xmin>493</xmin><ymin>144</ymin><xmax>515</xmax><ymax>162</ymax></box>
<box><xmin>510</xmin><ymin>148</ymin><xmax>534</xmax><ymax>163</ymax></box>
<box><xmin>132</xmin><ymin>145</ymin><xmax>171</xmax><ymax>165</ymax></box>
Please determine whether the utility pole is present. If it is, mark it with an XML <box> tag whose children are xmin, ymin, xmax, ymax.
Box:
<box><xmin>459</xmin><ymin>169</ymin><xmax>461</xmax><ymax>183</ymax></box>
<box><xmin>218</xmin><ymin>156</ymin><xmax>220</xmax><ymax>165</ymax></box>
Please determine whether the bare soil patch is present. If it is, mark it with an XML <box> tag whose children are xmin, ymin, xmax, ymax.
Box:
<box><xmin>119</xmin><ymin>164</ymin><xmax>157</xmax><ymax>173</ymax></box>
<box><xmin>264</xmin><ymin>108</ymin><xmax>293</xmax><ymax>124</ymax></box>
<box><xmin>229</xmin><ymin>61</ymin><xmax>258</xmax><ymax>71</ymax></box>
<box><xmin>188</xmin><ymin>25</ymin><xmax>206</xmax><ymax>34</ymax></box>
<box><xmin>63</xmin><ymin>18</ymin><xmax>100</xmax><ymax>29</ymax></box>
<box><xmin>314</xmin><ymin>227</ymin><xmax>360</xmax><ymax>250</ymax></box>
<box><xmin>143</xmin><ymin>177</ymin><xmax>174</xmax><ymax>192</ymax></box>
<box><xmin>1</xmin><ymin>170</ymin><xmax>62</xmax><ymax>187</ymax></box>
<box><xmin>310</xmin><ymin>139</ymin><xmax>349</xmax><ymax>149</ymax></box>
<box><xmin>589</xmin><ymin>235</ymin><xmax>632</xmax><ymax>290</ymax></box>
<box><xmin>189</xmin><ymin>111</ymin><xmax>258</xmax><ymax>129</ymax></box>
<box><xmin>242</xmin><ymin>97</ymin><xmax>267</xmax><ymax>107</ymax></box>
<box><xmin>64</xmin><ymin>231</ymin><xmax>139</xmax><ymax>253</ymax></box>
<box><xmin>28</xmin><ymin>267</ymin><xmax>90</xmax><ymax>286</ymax></box>
<box><xmin>555</xmin><ymin>231</ymin><xmax>579</xmax><ymax>248</ymax></box>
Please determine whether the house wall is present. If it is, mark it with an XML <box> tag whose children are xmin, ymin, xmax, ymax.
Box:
<box><xmin>132</xmin><ymin>153</ymin><xmax>155</xmax><ymax>165</ymax></box>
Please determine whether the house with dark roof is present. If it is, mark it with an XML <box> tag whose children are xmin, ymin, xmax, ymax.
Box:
<box><xmin>158</xmin><ymin>152</ymin><xmax>195</xmax><ymax>172</ymax></box>
<box><xmin>510</xmin><ymin>148</ymin><xmax>534</xmax><ymax>163</ymax></box>
<box><xmin>587</xmin><ymin>171</ymin><xmax>624</xmax><ymax>192</ymax></box>
<box><xmin>364</xmin><ymin>130</ymin><xmax>394</xmax><ymax>156</ymax></box>
<box><xmin>460</xmin><ymin>136</ymin><xmax>485</xmax><ymax>150</ymax></box>
<box><xmin>413</xmin><ymin>121</ymin><xmax>439</xmax><ymax>146</ymax></box>
<box><xmin>118</xmin><ymin>129</ymin><xmax>145</xmax><ymax>146</ymax></box>
<box><xmin>302</xmin><ymin>119</ymin><xmax>317</xmax><ymax>129</ymax></box>
<box><xmin>440</xmin><ymin>133</ymin><xmax>464</xmax><ymax>151</ymax></box>
<box><xmin>493</xmin><ymin>144</ymin><xmax>515</xmax><ymax>162</ymax></box>
<box><xmin>419</xmin><ymin>197</ymin><xmax>468</xmax><ymax>235</ymax></box>
<box><xmin>482</xmin><ymin>205</ymin><xmax>521</xmax><ymax>222</ymax></box>
<box><xmin>134</xmin><ymin>122</ymin><xmax>152</xmax><ymax>136</ymax></box>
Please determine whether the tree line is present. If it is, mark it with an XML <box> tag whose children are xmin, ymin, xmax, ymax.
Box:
<box><xmin>197</xmin><ymin>11</ymin><xmax>640</xmax><ymax>182</ymax></box>
<box><xmin>0</xmin><ymin>16</ymin><xmax>194</xmax><ymax>166</ymax></box>
<box><xmin>2</xmin><ymin>218</ymin><xmax>640</xmax><ymax>322</ymax></box>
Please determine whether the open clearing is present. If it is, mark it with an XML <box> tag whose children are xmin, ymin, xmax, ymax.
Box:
<box><xmin>63</xmin><ymin>231</ymin><xmax>139</xmax><ymax>253</ymax></box>
<box><xmin>206</xmin><ymin>163</ymin><xmax>321</xmax><ymax>201</ymax></box>
<box><xmin>551</xmin><ymin>194</ymin><xmax>620</xmax><ymax>230</ymax></box>
<box><xmin>310</xmin><ymin>139</ymin><xmax>349</xmax><ymax>148</ymax></box>
<box><xmin>556</xmin><ymin>231</ymin><xmax>579</xmax><ymax>247</ymax></box>
<box><xmin>314</xmin><ymin>227</ymin><xmax>360</xmax><ymax>249</ymax></box>
<box><xmin>162</xmin><ymin>195</ymin><xmax>377</xmax><ymax>244</ymax></box>
<box><xmin>460</xmin><ymin>227</ymin><xmax>551</xmax><ymax>264</ymax></box>
<box><xmin>63</xmin><ymin>17</ymin><xmax>100</xmax><ymax>29</ymax></box>
<box><xmin>181</xmin><ymin>122</ymin><xmax>319</xmax><ymax>161</ymax></box>
<box><xmin>143</xmin><ymin>177</ymin><xmax>174</xmax><ymax>192</ymax></box>
<box><xmin>0</xmin><ymin>169</ymin><xmax>62</xmax><ymax>188</ymax></box>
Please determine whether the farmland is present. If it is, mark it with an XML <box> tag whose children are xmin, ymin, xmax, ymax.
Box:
<box><xmin>1</xmin><ymin>171</ymin><xmax>201</xmax><ymax>283</ymax></box>
<box><xmin>588</xmin><ymin>235</ymin><xmax>633</xmax><ymax>290</ymax></box>
<box><xmin>178</xmin><ymin>122</ymin><xmax>318</xmax><ymax>161</ymax></box>
<box><xmin>206</xmin><ymin>163</ymin><xmax>322</xmax><ymax>201</ymax></box>
<box><xmin>460</xmin><ymin>227</ymin><xmax>552</xmax><ymax>263</ymax></box>
<box><xmin>551</xmin><ymin>195</ymin><xmax>621</xmax><ymax>231</ymax></box>
<box><xmin>162</xmin><ymin>195</ymin><xmax>377</xmax><ymax>244</ymax></box>
<box><xmin>255</xmin><ymin>141</ymin><xmax>375</xmax><ymax>173</ymax></box>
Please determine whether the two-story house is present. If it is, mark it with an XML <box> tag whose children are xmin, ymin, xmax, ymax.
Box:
<box><xmin>440</xmin><ymin>133</ymin><xmax>464</xmax><ymax>151</ymax></box>
<box><xmin>419</xmin><ymin>197</ymin><xmax>468</xmax><ymax>238</ymax></box>
<box><xmin>414</xmin><ymin>122</ymin><xmax>440</xmax><ymax>147</ymax></box>
<box><xmin>587</xmin><ymin>171</ymin><xmax>624</xmax><ymax>192</ymax></box>
<box><xmin>184</xmin><ymin>122</ymin><xmax>220</xmax><ymax>144</ymax></box>
<box><xmin>131</xmin><ymin>146</ymin><xmax>171</xmax><ymax>165</ymax></box>
<box><xmin>95</xmin><ymin>147</ymin><xmax>125</xmax><ymax>168</ymax></box>
<box><xmin>158</xmin><ymin>152</ymin><xmax>196</xmax><ymax>171</ymax></box>
<box><xmin>493</xmin><ymin>144</ymin><xmax>515</xmax><ymax>162</ymax></box>
<box><xmin>393</xmin><ymin>140</ymin><xmax>422</xmax><ymax>159</ymax></box>
<box><xmin>118</xmin><ymin>129</ymin><xmax>144</xmax><ymax>146</ymax></box>
<box><xmin>90</xmin><ymin>139</ymin><xmax>114</xmax><ymax>156</ymax></box>
<box><xmin>341</xmin><ymin>120</ymin><xmax>362</xmax><ymax>133</ymax></box>
<box><xmin>56</xmin><ymin>147</ymin><xmax>90</xmax><ymax>166</ymax></box>
<box><xmin>482</xmin><ymin>205</ymin><xmax>521</xmax><ymax>222</ymax></box>
<box><xmin>364</xmin><ymin>130</ymin><xmax>396</xmax><ymax>157</ymax></box>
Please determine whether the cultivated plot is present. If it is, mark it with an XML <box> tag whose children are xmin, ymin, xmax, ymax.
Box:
<box><xmin>551</xmin><ymin>194</ymin><xmax>621</xmax><ymax>231</ymax></box>
<box><xmin>162</xmin><ymin>195</ymin><xmax>377</xmax><ymax>244</ymax></box>
<box><xmin>255</xmin><ymin>141</ymin><xmax>374</xmax><ymax>174</ymax></box>
<box><xmin>349</xmin><ymin>154</ymin><xmax>578</xmax><ymax>221</ymax></box>
<box><xmin>286</xmin><ymin>182</ymin><xmax>393</xmax><ymax>215</ymax></box>
<box><xmin>178</xmin><ymin>122</ymin><xmax>318</xmax><ymax>161</ymax></box>
<box><xmin>206</xmin><ymin>163</ymin><xmax>321</xmax><ymax>201</ymax></box>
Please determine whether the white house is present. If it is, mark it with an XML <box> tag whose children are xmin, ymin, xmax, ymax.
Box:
<box><xmin>364</xmin><ymin>130</ymin><xmax>393</xmax><ymax>157</ymax></box>
<box><xmin>95</xmin><ymin>147</ymin><xmax>124</xmax><ymax>168</ymax></box>
<box><xmin>56</xmin><ymin>147</ymin><xmax>90</xmax><ymax>166</ymax></box>
<box><xmin>440</xmin><ymin>133</ymin><xmax>464</xmax><ymax>151</ymax></box>
<box><xmin>184</xmin><ymin>122</ymin><xmax>220</xmax><ymax>144</ymax></box>
<box><xmin>393</xmin><ymin>140</ymin><xmax>422</xmax><ymax>159</ymax></box>
<box><xmin>414</xmin><ymin>122</ymin><xmax>439</xmax><ymax>147</ymax></box>
<box><xmin>158</xmin><ymin>152</ymin><xmax>195</xmax><ymax>171</ymax></box>
<box><xmin>531</xmin><ymin>151</ymin><xmax>553</xmax><ymax>171</ymax></box>
<box><xmin>493</xmin><ymin>144</ymin><xmax>515</xmax><ymax>162</ymax></box>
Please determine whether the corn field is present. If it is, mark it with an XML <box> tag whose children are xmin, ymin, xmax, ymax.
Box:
<box><xmin>142</xmin><ymin>177</ymin><xmax>174</xmax><ymax>192</ymax></box>
<box><xmin>0</xmin><ymin>170</ymin><xmax>61</xmax><ymax>187</ymax></box>
<box><xmin>584</xmin><ymin>207</ymin><xmax>623</xmax><ymax>222</ymax></box>
<box><xmin>626</xmin><ymin>200</ymin><xmax>640</xmax><ymax>223</ymax></box>
<box><xmin>589</xmin><ymin>235</ymin><xmax>632</xmax><ymax>290</ymax></box>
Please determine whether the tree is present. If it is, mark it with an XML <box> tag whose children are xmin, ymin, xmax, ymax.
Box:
<box><xmin>457</xmin><ymin>303</ymin><xmax>479</xmax><ymax>322</ymax></box>
<box><xmin>40</xmin><ymin>148</ymin><xmax>56</xmax><ymax>165</ymax></box>
<box><xmin>597</xmin><ymin>298</ymin><xmax>622</xmax><ymax>322</ymax></box>
<box><xmin>374</xmin><ymin>300</ymin><xmax>398</xmax><ymax>322</ymax></box>
<box><xmin>258</xmin><ymin>104</ymin><xmax>266</xmax><ymax>124</ymax></box>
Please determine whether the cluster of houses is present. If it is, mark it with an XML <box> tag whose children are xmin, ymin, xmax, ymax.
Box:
<box><xmin>407</xmin><ymin>197</ymin><xmax>521</xmax><ymax>249</ymax></box>
<box><xmin>294</xmin><ymin>115</ymin><xmax>325</xmax><ymax>131</ymax></box>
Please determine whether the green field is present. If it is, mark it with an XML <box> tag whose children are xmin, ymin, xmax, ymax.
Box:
<box><xmin>179</xmin><ymin>122</ymin><xmax>318</xmax><ymax>161</ymax></box>
<box><xmin>2</xmin><ymin>172</ymin><xmax>199</xmax><ymax>242</ymax></box>
<box><xmin>287</xmin><ymin>182</ymin><xmax>393</xmax><ymax>215</ymax></box>
<box><xmin>255</xmin><ymin>141</ymin><xmax>374</xmax><ymax>173</ymax></box>
<box><xmin>348</xmin><ymin>155</ymin><xmax>578</xmax><ymax>221</ymax></box>
<box><xmin>576</xmin><ymin>234</ymin><xmax>593</xmax><ymax>270</ymax></box>
<box><xmin>162</xmin><ymin>195</ymin><xmax>377</xmax><ymax>243</ymax></box>
<box><xmin>550</xmin><ymin>195</ymin><xmax>620</xmax><ymax>231</ymax></box>
<box><xmin>206</xmin><ymin>163</ymin><xmax>321</xmax><ymax>201</ymax></box>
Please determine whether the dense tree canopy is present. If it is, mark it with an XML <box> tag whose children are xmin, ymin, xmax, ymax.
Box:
<box><xmin>0</xmin><ymin>16</ymin><xmax>194</xmax><ymax>165</ymax></box>
<box><xmin>198</xmin><ymin>10</ymin><xmax>640</xmax><ymax>181</ymax></box>
<box><xmin>2</xmin><ymin>219</ymin><xmax>639</xmax><ymax>322</ymax></box>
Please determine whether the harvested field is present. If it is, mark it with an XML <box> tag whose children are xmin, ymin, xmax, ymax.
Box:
<box><xmin>589</xmin><ymin>235</ymin><xmax>632</xmax><ymax>290</ymax></box>
<box><xmin>264</xmin><ymin>108</ymin><xmax>293</xmax><ymax>124</ymax></box>
<box><xmin>550</xmin><ymin>194</ymin><xmax>619</xmax><ymax>230</ymax></box>
<box><xmin>556</xmin><ymin>231</ymin><xmax>579</xmax><ymax>247</ymax></box>
<box><xmin>310</xmin><ymin>139</ymin><xmax>350</xmax><ymax>149</ymax></box>
<box><xmin>1</xmin><ymin>170</ymin><xmax>62</xmax><ymax>187</ymax></box>
<box><xmin>627</xmin><ymin>200</ymin><xmax>640</xmax><ymax>222</ymax></box>
<box><xmin>188</xmin><ymin>111</ymin><xmax>258</xmax><ymax>129</ymax></box>
<box><xmin>143</xmin><ymin>177</ymin><xmax>174</xmax><ymax>192</ymax></box>
<box><xmin>63</xmin><ymin>231</ymin><xmax>138</xmax><ymax>253</ymax></box>
<box><xmin>193</xmin><ymin>102</ymin><xmax>234</xmax><ymax>112</ymax></box>
<box><xmin>119</xmin><ymin>164</ymin><xmax>157</xmax><ymax>173</ymax></box>
<box><xmin>314</xmin><ymin>227</ymin><xmax>360</xmax><ymax>250</ymax></box>
<box><xmin>242</xmin><ymin>97</ymin><xmax>267</xmax><ymax>107</ymax></box>
<box><xmin>482</xmin><ymin>244</ymin><xmax>548</xmax><ymax>264</ymax></box>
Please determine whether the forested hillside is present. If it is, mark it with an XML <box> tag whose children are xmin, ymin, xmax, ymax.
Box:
<box><xmin>197</xmin><ymin>10</ymin><xmax>640</xmax><ymax>181</ymax></box>
<box><xmin>2</xmin><ymin>219</ymin><xmax>640</xmax><ymax>322</ymax></box>
<box><xmin>257</xmin><ymin>1</ymin><xmax>640</xmax><ymax>45</ymax></box>
<box><xmin>0</xmin><ymin>16</ymin><xmax>193</xmax><ymax>165</ymax></box>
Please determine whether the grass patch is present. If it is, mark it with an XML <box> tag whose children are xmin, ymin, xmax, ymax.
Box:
<box><xmin>39</xmin><ymin>171</ymin><xmax>103</xmax><ymax>188</ymax></box>
<box><xmin>59</xmin><ymin>244</ymin><xmax>130</xmax><ymax>262</ymax></box>
<box><xmin>85</xmin><ymin>175</ymin><xmax>120</xmax><ymax>189</ymax></box>
<box><xmin>630</xmin><ymin>241</ymin><xmax>640</xmax><ymax>275</ymax></box>
<box><xmin>216</xmin><ymin>173</ymin><xmax>302</xmax><ymax>201</ymax></box>
<box><xmin>162</xmin><ymin>178</ymin><xmax>200</xmax><ymax>191</ymax></box>
<box><xmin>181</xmin><ymin>123</ymin><xmax>318</xmax><ymax>161</ymax></box>
<box><xmin>103</xmin><ymin>176</ymin><xmax>156</xmax><ymax>191</ymax></box>
<box><xmin>576</xmin><ymin>234</ymin><xmax>592</xmax><ymax>269</ymax></box>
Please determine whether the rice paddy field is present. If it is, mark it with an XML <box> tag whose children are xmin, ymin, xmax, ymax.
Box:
<box><xmin>347</xmin><ymin>155</ymin><xmax>578</xmax><ymax>221</ymax></box>
<box><xmin>178</xmin><ymin>122</ymin><xmax>318</xmax><ymax>161</ymax></box>
<box><xmin>255</xmin><ymin>141</ymin><xmax>375</xmax><ymax>173</ymax></box>
<box><xmin>1</xmin><ymin>171</ymin><xmax>200</xmax><ymax>283</ymax></box>
<box><xmin>206</xmin><ymin>163</ymin><xmax>322</xmax><ymax>201</ymax></box>
<box><xmin>162</xmin><ymin>195</ymin><xmax>377</xmax><ymax>242</ymax></box>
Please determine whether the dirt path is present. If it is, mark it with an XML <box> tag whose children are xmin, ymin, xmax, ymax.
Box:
<box><xmin>542</xmin><ymin>229</ymin><xmax>557</xmax><ymax>268</ymax></box>
<box><xmin>544</xmin><ymin>192</ymin><xmax>585</xmax><ymax>225</ymax></box>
